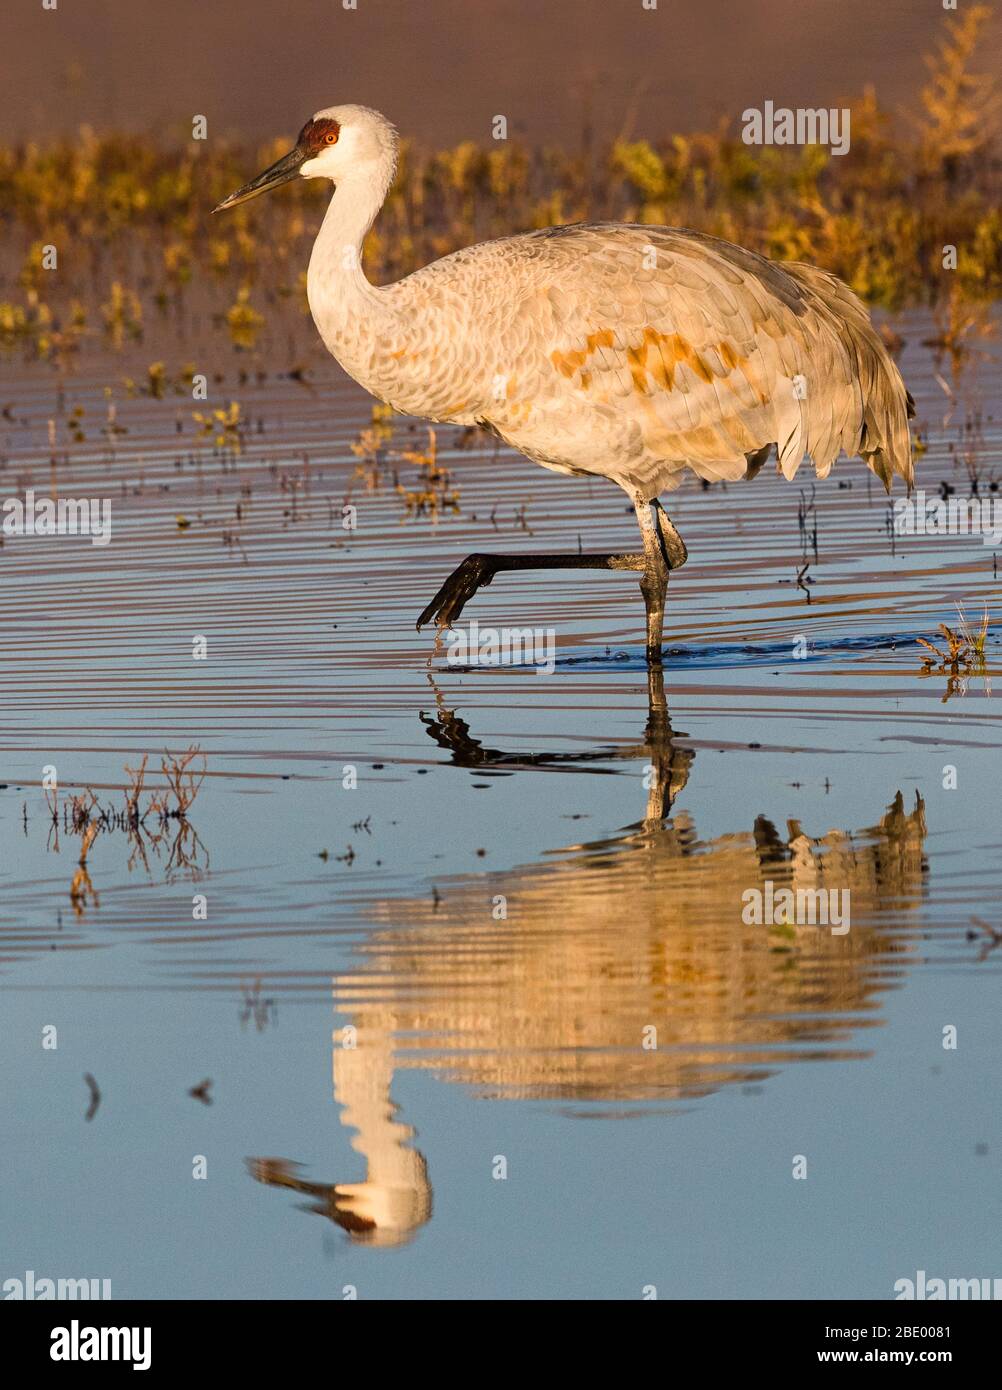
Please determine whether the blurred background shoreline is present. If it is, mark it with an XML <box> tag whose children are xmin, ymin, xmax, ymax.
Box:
<box><xmin>5</xmin><ymin>0</ymin><xmax>1002</xmax><ymax>148</ymax></box>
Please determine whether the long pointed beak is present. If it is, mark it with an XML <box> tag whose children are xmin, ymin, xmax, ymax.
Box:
<box><xmin>212</xmin><ymin>145</ymin><xmax>306</xmax><ymax>212</ymax></box>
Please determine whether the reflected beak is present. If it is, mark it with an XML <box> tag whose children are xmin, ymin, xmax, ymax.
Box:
<box><xmin>212</xmin><ymin>145</ymin><xmax>306</xmax><ymax>212</ymax></box>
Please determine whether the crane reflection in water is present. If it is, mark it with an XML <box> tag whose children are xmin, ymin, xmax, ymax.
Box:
<box><xmin>249</xmin><ymin>669</ymin><xmax>927</xmax><ymax>1246</ymax></box>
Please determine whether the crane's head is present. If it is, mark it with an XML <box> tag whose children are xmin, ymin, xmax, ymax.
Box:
<box><xmin>212</xmin><ymin>105</ymin><xmax>398</xmax><ymax>212</ymax></box>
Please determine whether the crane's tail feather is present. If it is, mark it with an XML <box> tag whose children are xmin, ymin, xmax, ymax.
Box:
<box><xmin>783</xmin><ymin>262</ymin><xmax>915</xmax><ymax>493</ymax></box>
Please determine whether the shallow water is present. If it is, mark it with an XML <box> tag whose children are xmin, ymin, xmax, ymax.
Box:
<box><xmin>2</xmin><ymin>310</ymin><xmax>1000</xmax><ymax>1299</ymax></box>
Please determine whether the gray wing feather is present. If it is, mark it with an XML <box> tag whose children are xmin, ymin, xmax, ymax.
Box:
<box><xmin>499</xmin><ymin>225</ymin><xmax>914</xmax><ymax>493</ymax></box>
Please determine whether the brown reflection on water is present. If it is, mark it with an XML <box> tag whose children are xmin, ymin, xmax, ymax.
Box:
<box><xmin>251</xmin><ymin>672</ymin><xmax>927</xmax><ymax>1244</ymax></box>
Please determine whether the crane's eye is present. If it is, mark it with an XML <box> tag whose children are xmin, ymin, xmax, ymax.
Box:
<box><xmin>324</xmin><ymin>132</ymin><xmax>337</xmax><ymax>144</ymax></box>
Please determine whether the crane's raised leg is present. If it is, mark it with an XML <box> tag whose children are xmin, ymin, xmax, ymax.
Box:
<box><xmin>416</xmin><ymin>495</ymin><xmax>687</xmax><ymax>665</ymax></box>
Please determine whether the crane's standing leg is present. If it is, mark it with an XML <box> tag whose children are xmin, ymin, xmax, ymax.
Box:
<box><xmin>416</xmin><ymin>496</ymin><xmax>688</xmax><ymax>665</ymax></box>
<box><xmin>635</xmin><ymin>496</ymin><xmax>688</xmax><ymax>665</ymax></box>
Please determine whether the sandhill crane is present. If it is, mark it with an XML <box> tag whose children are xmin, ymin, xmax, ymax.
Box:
<box><xmin>215</xmin><ymin>105</ymin><xmax>915</xmax><ymax>662</ymax></box>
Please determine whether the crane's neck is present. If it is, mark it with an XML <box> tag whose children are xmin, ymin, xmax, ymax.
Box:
<box><xmin>306</xmin><ymin>160</ymin><xmax>401</xmax><ymax>378</ymax></box>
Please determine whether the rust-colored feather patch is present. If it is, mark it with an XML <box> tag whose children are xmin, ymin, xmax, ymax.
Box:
<box><xmin>550</xmin><ymin>329</ymin><xmax>615</xmax><ymax>379</ymax></box>
<box><xmin>554</xmin><ymin>326</ymin><xmax>745</xmax><ymax>397</ymax></box>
